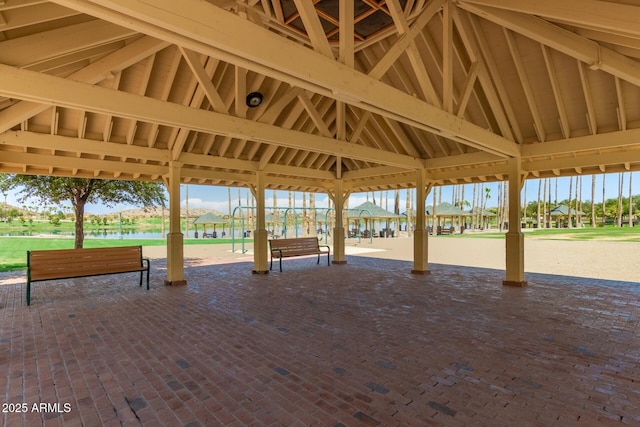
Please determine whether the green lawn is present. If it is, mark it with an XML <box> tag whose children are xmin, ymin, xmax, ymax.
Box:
<box><xmin>451</xmin><ymin>225</ymin><xmax>640</xmax><ymax>241</ymax></box>
<box><xmin>0</xmin><ymin>237</ymin><xmax>242</xmax><ymax>272</ymax></box>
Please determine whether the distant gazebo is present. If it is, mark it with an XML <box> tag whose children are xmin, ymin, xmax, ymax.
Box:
<box><xmin>192</xmin><ymin>212</ymin><xmax>227</xmax><ymax>238</ymax></box>
<box><xmin>427</xmin><ymin>202</ymin><xmax>472</xmax><ymax>234</ymax></box>
<box><xmin>350</xmin><ymin>201</ymin><xmax>401</xmax><ymax>238</ymax></box>
<box><xmin>549</xmin><ymin>205</ymin><xmax>585</xmax><ymax>228</ymax></box>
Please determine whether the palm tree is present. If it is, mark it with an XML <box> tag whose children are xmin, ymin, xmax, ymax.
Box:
<box><xmin>568</xmin><ymin>176</ymin><xmax>573</xmax><ymax>228</ymax></box>
<box><xmin>471</xmin><ymin>183</ymin><xmax>478</xmax><ymax>230</ymax></box>
<box><xmin>536</xmin><ymin>179</ymin><xmax>542</xmax><ymax>228</ymax></box>
<box><xmin>629</xmin><ymin>172</ymin><xmax>634</xmax><ymax>227</ymax></box>
<box><xmin>227</xmin><ymin>186</ymin><xmax>232</xmax><ymax>235</ymax></box>
<box><xmin>273</xmin><ymin>190</ymin><xmax>278</xmax><ymax>236</ymax></box>
<box><xmin>310</xmin><ymin>192</ymin><xmax>316</xmax><ymax>234</ymax></box>
<box><xmin>185</xmin><ymin>184</ymin><xmax>189</xmax><ymax>235</ymax></box>
<box><xmin>522</xmin><ymin>181</ymin><xmax>527</xmax><ymax>226</ymax></box>
<box><xmin>302</xmin><ymin>192</ymin><xmax>308</xmax><ymax>235</ymax></box>
<box><xmin>577</xmin><ymin>176</ymin><xmax>583</xmax><ymax>227</ymax></box>
<box><xmin>602</xmin><ymin>174</ymin><xmax>606</xmax><ymax>225</ymax></box>
<box><xmin>590</xmin><ymin>175</ymin><xmax>596</xmax><ymax>227</ymax></box>
<box><xmin>542</xmin><ymin>178</ymin><xmax>548</xmax><ymax>228</ymax></box>
<box><xmin>407</xmin><ymin>188</ymin><xmax>413</xmax><ymax>236</ymax></box>
<box><xmin>617</xmin><ymin>172</ymin><xmax>624</xmax><ymax>227</ymax></box>
<box><xmin>483</xmin><ymin>186</ymin><xmax>491</xmax><ymax>229</ymax></box>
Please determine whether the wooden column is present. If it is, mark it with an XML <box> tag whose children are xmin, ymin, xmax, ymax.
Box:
<box><xmin>165</xmin><ymin>161</ymin><xmax>186</xmax><ymax>285</ymax></box>
<box><xmin>412</xmin><ymin>170</ymin><xmax>432</xmax><ymax>274</ymax></box>
<box><xmin>252</xmin><ymin>171</ymin><xmax>269</xmax><ymax>274</ymax></box>
<box><xmin>504</xmin><ymin>157</ymin><xmax>527</xmax><ymax>287</ymax></box>
<box><xmin>332</xmin><ymin>180</ymin><xmax>347</xmax><ymax>264</ymax></box>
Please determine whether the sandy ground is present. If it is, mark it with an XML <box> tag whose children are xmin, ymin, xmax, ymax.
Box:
<box><xmin>143</xmin><ymin>234</ymin><xmax>639</xmax><ymax>283</ymax></box>
<box><xmin>2</xmin><ymin>235</ymin><xmax>638</xmax><ymax>284</ymax></box>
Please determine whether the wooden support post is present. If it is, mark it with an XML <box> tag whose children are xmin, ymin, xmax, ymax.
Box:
<box><xmin>504</xmin><ymin>157</ymin><xmax>527</xmax><ymax>287</ymax></box>
<box><xmin>253</xmin><ymin>171</ymin><xmax>269</xmax><ymax>274</ymax></box>
<box><xmin>412</xmin><ymin>170</ymin><xmax>432</xmax><ymax>274</ymax></box>
<box><xmin>165</xmin><ymin>161</ymin><xmax>186</xmax><ymax>285</ymax></box>
<box><xmin>332</xmin><ymin>180</ymin><xmax>347</xmax><ymax>264</ymax></box>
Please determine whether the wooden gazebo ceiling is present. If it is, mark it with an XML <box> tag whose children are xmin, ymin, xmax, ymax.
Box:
<box><xmin>276</xmin><ymin>0</ymin><xmax>409</xmax><ymax>44</ymax></box>
<box><xmin>1</xmin><ymin>0</ymin><xmax>640</xmax><ymax>194</ymax></box>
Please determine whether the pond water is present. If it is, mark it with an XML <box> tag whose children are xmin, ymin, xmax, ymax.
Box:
<box><xmin>1</xmin><ymin>226</ymin><xmax>336</xmax><ymax>239</ymax></box>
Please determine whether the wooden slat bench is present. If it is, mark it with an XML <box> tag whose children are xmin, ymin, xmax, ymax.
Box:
<box><xmin>26</xmin><ymin>246</ymin><xmax>150</xmax><ymax>305</ymax></box>
<box><xmin>269</xmin><ymin>237</ymin><xmax>330</xmax><ymax>272</ymax></box>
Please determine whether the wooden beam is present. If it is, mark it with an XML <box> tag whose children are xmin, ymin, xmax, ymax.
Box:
<box><xmin>0</xmin><ymin>36</ymin><xmax>168</xmax><ymax>134</ymax></box>
<box><xmin>503</xmin><ymin>28</ymin><xmax>545</xmax><ymax>142</ymax></box>
<box><xmin>386</xmin><ymin>0</ymin><xmax>440</xmax><ymax>106</ymax></box>
<box><xmin>461</xmin><ymin>0</ymin><xmax>640</xmax><ymax>38</ymax></box>
<box><xmin>51</xmin><ymin>0</ymin><xmax>518</xmax><ymax>157</ymax></box>
<box><xmin>521</xmin><ymin>128</ymin><xmax>640</xmax><ymax>158</ymax></box>
<box><xmin>442</xmin><ymin>0</ymin><xmax>453</xmax><ymax>113</ymax></box>
<box><xmin>459</xmin><ymin>3</ymin><xmax>640</xmax><ymax>87</ymax></box>
<box><xmin>292</xmin><ymin>0</ymin><xmax>334</xmax><ymax>58</ymax></box>
<box><xmin>541</xmin><ymin>45</ymin><xmax>570</xmax><ymax>138</ymax></box>
<box><xmin>0</xmin><ymin>64</ymin><xmax>422</xmax><ymax>169</ymax></box>
<box><xmin>457</xmin><ymin>8</ymin><xmax>520</xmax><ymax>142</ymax></box>
<box><xmin>339</xmin><ymin>0</ymin><xmax>354</xmax><ymax>68</ymax></box>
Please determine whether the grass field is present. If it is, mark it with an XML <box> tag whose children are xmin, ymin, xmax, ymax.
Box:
<box><xmin>0</xmin><ymin>237</ymin><xmax>240</xmax><ymax>272</ymax></box>
<box><xmin>452</xmin><ymin>225</ymin><xmax>640</xmax><ymax>241</ymax></box>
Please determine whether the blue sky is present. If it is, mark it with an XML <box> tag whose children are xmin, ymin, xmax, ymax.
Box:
<box><xmin>4</xmin><ymin>173</ymin><xmax>638</xmax><ymax>215</ymax></box>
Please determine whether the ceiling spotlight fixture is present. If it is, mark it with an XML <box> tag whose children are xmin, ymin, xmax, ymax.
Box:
<box><xmin>246</xmin><ymin>92</ymin><xmax>263</xmax><ymax>108</ymax></box>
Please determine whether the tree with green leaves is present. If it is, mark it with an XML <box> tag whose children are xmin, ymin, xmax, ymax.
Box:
<box><xmin>4</xmin><ymin>175</ymin><xmax>166</xmax><ymax>248</ymax></box>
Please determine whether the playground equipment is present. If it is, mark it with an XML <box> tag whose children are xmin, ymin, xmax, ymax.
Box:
<box><xmin>230</xmin><ymin>207</ymin><xmax>373</xmax><ymax>252</ymax></box>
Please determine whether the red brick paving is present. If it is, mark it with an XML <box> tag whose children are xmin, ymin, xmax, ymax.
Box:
<box><xmin>1</xmin><ymin>255</ymin><xmax>640</xmax><ymax>426</ymax></box>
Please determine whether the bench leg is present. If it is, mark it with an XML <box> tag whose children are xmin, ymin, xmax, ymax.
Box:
<box><xmin>317</xmin><ymin>253</ymin><xmax>320</xmax><ymax>264</ymax></box>
<box><xmin>26</xmin><ymin>280</ymin><xmax>31</xmax><ymax>306</ymax></box>
<box><xmin>143</xmin><ymin>259</ymin><xmax>150</xmax><ymax>290</ymax></box>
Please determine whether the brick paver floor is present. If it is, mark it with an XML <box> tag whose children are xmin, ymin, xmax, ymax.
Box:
<box><xmin>1</xmin><ymin>255</ymin><xmax>639</xmax><ymax>426</ymax></box>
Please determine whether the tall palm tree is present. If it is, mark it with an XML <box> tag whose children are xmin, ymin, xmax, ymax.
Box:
<box><xmin>568</xmin><ymin>176</ymin><xmax>573</xmax><ymax>228</ymax></box>
<box><xmin>590</xmin><ymin>175</ymin><xmax>596</xmax><ymax>227</ymax></box>
<box><xmin>497</xmin><ymin>182</ymin><xmax>503</xmax><ymax>231</ymax></box>
<box><xmin>536</xmin><ymin>179</ymin><xmax>542</xmax><ymax>228</ymax></box>
<box><xmin>406</xmin><ymin>188</ymin><xmax>412</xmax><ymax>236</ymax></box>
<box><xmin>273</xmin><ymin>190</ymin><xmax>278</xmax><ymax>236</ymax></box>
<box><xmin>227</xmin><ymin>186</ymin><xmax>232</xmax><ymax>235</ymax></box>
<box><xmin>602</xmin><ymin>174</ymin><xmax>606</xmax><ymax>225</ymax></box>
<box><xmin>577</xmin><ymin>176</ymin><xmax>583</xmax><ymax>227</ymax></box>
<box><xmin>310</xmin><ymin>192</ymin><xmax>316</xmax><ymax>234</ymax></box>
<box><xmin>542</xmin><ymin>178</ymin><xmax>548</xmax><ymax>228</ymax></box>
<box><xmin>185</xmin><ymin>184</ymin><xmax>189</xmax><ymax>235</ymax></box>
<box><xmin>617</xmin><ymin>172</ymin><xmax>624</xmax><ymax>227</ymax></box>
<box><xmin>483</xmin><ymin>186</ymin><xmax>491</xmax><ymax>229</ymax></box>
<box><xmin>471</xmin><ymin>183</ymin><xmax>477</xmax><ymax>230</ymax></box>
<box><xmin>629</xmin><ymin>171</ymin><xmax>634</xmax><ymax>227</ymax></box>
<box><xmin>302</xmin><ymin>192</ymin><xmax>308</xmax><ymax>235</ymax></box>
<box><xmin>522</xmin><ymin>181</ymin><xmax>527</xmax><ymax>226</ymax></box>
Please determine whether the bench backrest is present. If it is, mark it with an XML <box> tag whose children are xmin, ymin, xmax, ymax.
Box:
<box><xmin>28</xmin><ymin>246</ymin><xmax>144</xmax><ymax>281</ymax></box>
<box><xmin>269</xmin><ymin>237</ymin><xmax>320</xmax><ymax>256</ymax></box>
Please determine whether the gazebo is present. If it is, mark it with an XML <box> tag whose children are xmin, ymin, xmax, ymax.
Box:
<box><xmin>192</xmin><ymin>212</ymin><xmax>227</xmax><ymax>238</ymax></box>
<box><xmin>427</xmin><ymin>202</ymin><xmax>472</xmax><ymax>234</ymax></box>
<box><xmin>4</xmin><ymin>1</ymin><xmax>640</xmax><ymax>287</ymax></box>
<box><xmin>549</xmin><ymin>205</ymin><xmax>586</xmax><ymax>228</ymax></box>
<box><xmin>350</xmin><ymin>201</ymin><xmax>401</xmax><ymax>238</ymax></box>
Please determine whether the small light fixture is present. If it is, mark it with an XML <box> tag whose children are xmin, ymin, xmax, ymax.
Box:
<box><xmin>246</xmin><ymin>92</ymin><xmax>263</xmax><ymax>108</ymax></box>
